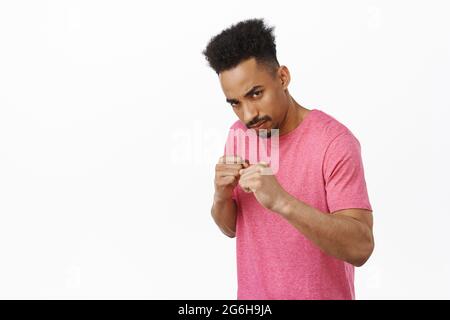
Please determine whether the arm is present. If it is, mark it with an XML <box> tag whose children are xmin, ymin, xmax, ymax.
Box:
<box><xmin>238</xmin><ymin>163</ymin><xmax>374</xmax><ymax>266</ymax></box>
<box><xmin>237</xmin><ymin>131</ymin><xmax>374</xmax><ymax>266</ymax></box>
<box><xmin>211</xmin><ymin>196</ymin><xmax>238</xmax><ymax>238</ymax></box>
<box><xmin>211</xmin><ymin>155</ymin><xmax>248</xmax><ymax>238</ymax></box>
<box><xmin>277</xmin><ymin>195</ymin><xmax>374</xmax><ymax>267</ymax></box>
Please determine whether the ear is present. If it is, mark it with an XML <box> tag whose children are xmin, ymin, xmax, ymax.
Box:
<box><xmin>278</xmin><ymin>66</ymin><xmax>291</xmax><ymax>90</ymax></box>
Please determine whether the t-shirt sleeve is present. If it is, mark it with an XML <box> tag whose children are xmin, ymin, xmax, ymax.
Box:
<box><xmin>323</xmin><ymin>132</ymin><xmax>372</xmax><ymax>213</ymax></box>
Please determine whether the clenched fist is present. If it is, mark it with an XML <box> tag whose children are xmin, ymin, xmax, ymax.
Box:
<box><xmin>214</xmin><ymin>155</ymin><xmax>249</xmax><ymax>202</ymax></box>
<box><xmin>238</xmin><ymin>162</ymin><xmax>290</xmax><ymax>212</ymax></box>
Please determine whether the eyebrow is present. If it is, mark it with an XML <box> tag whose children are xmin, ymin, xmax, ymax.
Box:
<box><xmin>226</xmin><ymin>85</ymin><xmax>264</xmax><ymax>104</ymax></box>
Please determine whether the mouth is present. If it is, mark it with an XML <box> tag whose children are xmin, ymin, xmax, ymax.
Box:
<box><xmin>250</xmin><ymin>120</ymin><xmax>267</xmax><ymax>129</ymax></box>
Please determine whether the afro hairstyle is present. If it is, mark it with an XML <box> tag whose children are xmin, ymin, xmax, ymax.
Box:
<box><xmin>202</xmin><ymin>18</ymin><xmax>280</xmax><ymax>76</ymax></box>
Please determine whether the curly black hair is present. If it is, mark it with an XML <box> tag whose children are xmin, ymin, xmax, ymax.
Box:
<box><xmin>202</xmin><ymin>18</ymin><xmax>280</xmax><ymax>76</ymax></box>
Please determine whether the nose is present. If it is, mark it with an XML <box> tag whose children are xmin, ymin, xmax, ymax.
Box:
<box><xmin>242</xmin><ymin>103</ymin><xmax>259</xmax><ymax>126</ymax></box>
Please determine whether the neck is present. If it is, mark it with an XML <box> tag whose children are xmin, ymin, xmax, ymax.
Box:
<box><xmin>278</xmin><ymin>95</ymin><xmax>309</xmax><ymax>136</ymax></box>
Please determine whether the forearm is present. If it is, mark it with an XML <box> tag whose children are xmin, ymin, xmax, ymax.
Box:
<box><xmin>276</xmin><ymin>194</ymin><xmax>373</xmax><ymax>266</ymax></box>
<box><xmin>211</xmin><ymin>195</ymin><xmax>238</xmax><ymax>238</ymax></box>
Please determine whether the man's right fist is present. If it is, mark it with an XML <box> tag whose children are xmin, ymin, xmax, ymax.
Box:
<box><xmin>214</xmin><ymin>155</ymin><xmax>249</xmax><ymax>201</ymax></box>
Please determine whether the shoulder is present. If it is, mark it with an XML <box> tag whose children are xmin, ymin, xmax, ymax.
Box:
<box><xmin>315</xmin><ymin>111</ymin><xmax>364</xmax><ymax>168</ymax></box>
<box><xmin>311</xmin><ymin>109</ymin><xmax>355</xmax><ymax>143</ymax></box>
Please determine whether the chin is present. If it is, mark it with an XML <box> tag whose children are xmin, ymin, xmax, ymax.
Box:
<box><xmin>257</xmin><ymin>129</ymin><xmax>272</xmax><ymax>139</ymax></box>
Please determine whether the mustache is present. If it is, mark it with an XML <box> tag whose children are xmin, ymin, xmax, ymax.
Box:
<box><xmin>247</xmin><ymin>116</ymin><xmax>271</xmax><ymax>128</ymax></box>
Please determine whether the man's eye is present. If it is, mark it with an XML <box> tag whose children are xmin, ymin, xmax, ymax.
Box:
<box><xmin>252</xmin><ymin>90</ymin><xmax>262</xmax><ymax>97</ymax></box>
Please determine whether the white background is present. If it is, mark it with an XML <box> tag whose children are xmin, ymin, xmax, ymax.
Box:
<box><xmin>1</xmin><ymin>0</ymin><xmax>449</xmax><ymax>299</ymax></box>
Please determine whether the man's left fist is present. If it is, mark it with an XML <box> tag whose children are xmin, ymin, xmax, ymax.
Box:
<box><xmin>238</xmin><ymin>162</ymin><xmax>288</xmax><ymax>213</ymax></box>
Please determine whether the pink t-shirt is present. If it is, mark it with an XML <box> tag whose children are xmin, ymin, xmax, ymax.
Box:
<box><xmin>223</xmin><ymin>109</ymin><xmax>372</xmax><ymax>300</ymax></box>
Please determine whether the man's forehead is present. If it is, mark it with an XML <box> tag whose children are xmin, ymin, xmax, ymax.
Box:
<box><xmin>219</xmin><ymin>59</ymin><xmax>265</xmax><ymax>97</ymax></box>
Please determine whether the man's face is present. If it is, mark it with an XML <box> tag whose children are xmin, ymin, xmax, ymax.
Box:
<box><xmin>219</xmin><ymin>57</ymin><xmax>289</xmax><ymax>138</ymax></box>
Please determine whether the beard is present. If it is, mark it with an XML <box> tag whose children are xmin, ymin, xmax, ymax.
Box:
<box><xmin>257</xmin><ymin>129</ymin><xmax>271</xmax><ymax>139</ymax></box>
<box><xmin>257</xmin><ymin>126</ymin><xmax>280</xmax><ymax>139</ymax></box>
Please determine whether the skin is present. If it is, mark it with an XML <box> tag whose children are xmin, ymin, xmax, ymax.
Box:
<box><xmin>211</xmin><ymin>57</ymin><xmax>374</xmax><ymax>267</ymax></box>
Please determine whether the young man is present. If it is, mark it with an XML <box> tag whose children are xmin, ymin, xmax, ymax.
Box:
<box><xmin>203</xmin><ymin>18</ymin><xmax>374</xmax><ymax>300</ymax></box>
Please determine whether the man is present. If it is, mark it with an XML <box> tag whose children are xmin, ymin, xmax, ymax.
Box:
<box><xmin>203</xmin><ymin>18</ymin><xmax>374</xmax><ymax>300</ymax></box>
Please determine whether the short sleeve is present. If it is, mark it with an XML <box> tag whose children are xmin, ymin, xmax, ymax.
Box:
<box><xmin>323</xmin><ymin>132</ymin><xmax>372</xmax><ymax>213</ymax></box>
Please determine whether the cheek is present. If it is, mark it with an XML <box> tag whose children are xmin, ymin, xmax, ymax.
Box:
<box><xmin>259</xmin><ymin>93</ymin><xmax>276</xmax><ymax>113</ymax></box>
<box><xmin>233</xmin><ymin>108</ymin><xmax>246</xmax><ymax>123</ymax></box>
<box><xmin>261</xmin><ymin>93</ymin><xmax>281</xmax><ymax>119</ymax></box>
